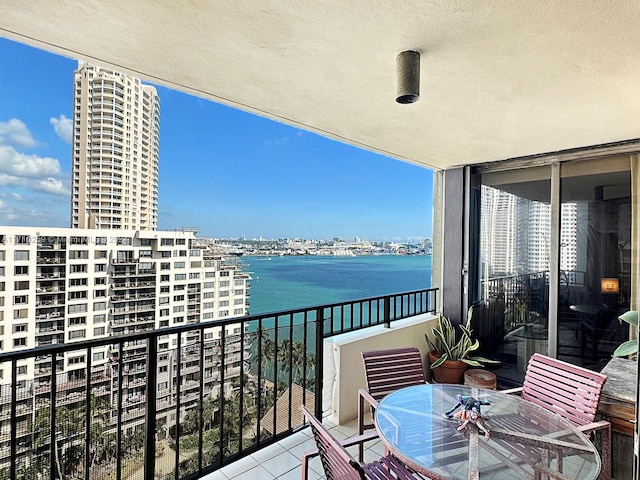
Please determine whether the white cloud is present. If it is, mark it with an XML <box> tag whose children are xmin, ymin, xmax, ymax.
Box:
<box><xmin>263</xmin><ymin>136</ymin><xmax>291</xmax><ymax>147</ymax></box>
<box><xmin>0</xmin><ymin>145</ymin><xmax>61</xmax><ymax>177</ymax></box>
<box><xmin>0</xmin><ymin>174</ymin><xmax>69</xmax><ymax>196</ymax></box>
<box><xmin>0</xmin><ymin>118</ymin><xmax>38</xmax><ymax>148</ymax></box>
<box><xmin>50</xmin><ymin>114</ymin><xmax>73</xmax><ymax>143</ymax></box>
<box><xmin>35</xmin><ymin>177</ymin><xmax>67</xmax><ymax>195</ymax></box>
<box><xmin>0</xmin><ymin>207</ymin><xmax>67</xmax><ymax>226</ymax></box>
<box><xmin>0</xmin><ymin>119</ymin><xmax>70</xmax><ymax>225</ymax></box>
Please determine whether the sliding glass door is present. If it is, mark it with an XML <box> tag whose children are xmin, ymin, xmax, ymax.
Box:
<box><xmin>471</xmin><ymin>166</ymin><xmax>551</xmax><ymax>386</ymax></box>
<box><xmin>470</xmin><ymin>157</ymin><xmax>631</xmax><ymax>386</ymax></box>
<box><xmin>557</xmin><ymin>159</ymin><xmax>630</xmax><ymax>369</ymax></box>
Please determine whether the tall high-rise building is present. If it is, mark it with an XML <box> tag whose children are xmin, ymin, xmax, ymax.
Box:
<box><xmin>1</xmin><ymin>66</ymin><xmax>254</xmax><ymax>474</ymax></box>
<box><xmin>71</xmin><ymin>63</ymin><xmax>160</xmax><ymax>230</ymax></box>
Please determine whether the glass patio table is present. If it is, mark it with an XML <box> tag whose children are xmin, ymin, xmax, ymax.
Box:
<box><xmin>374</xmin><ymin>384</ymin><xmax>600</xmax><ymax>480</ymax></box>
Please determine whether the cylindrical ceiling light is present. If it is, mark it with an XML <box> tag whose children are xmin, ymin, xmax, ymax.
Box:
<box><xmin>396</xmin><ymin>50</ymin><xmax>420</xmax><ymax>104</ymax></box>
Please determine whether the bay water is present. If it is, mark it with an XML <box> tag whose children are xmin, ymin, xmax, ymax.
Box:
<box><xmin>242</xmin><ymin>254</ymin><xmax>433</xmax><ymax>314</ymax></box>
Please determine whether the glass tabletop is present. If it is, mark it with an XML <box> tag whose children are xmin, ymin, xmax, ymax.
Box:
<box><xmin>374</xmin><ymin>384</ymin><xmax>600</xmax><ymax>480</ymax></box>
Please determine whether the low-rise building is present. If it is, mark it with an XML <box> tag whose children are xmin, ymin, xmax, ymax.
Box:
<box><xmin>0</xmin><ymin>226</ymin><xmax>251</xmax><ymax>471</ymax></box>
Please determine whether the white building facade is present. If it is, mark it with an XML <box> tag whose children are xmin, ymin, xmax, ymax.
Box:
<box><xmin>71</xmin><ymin>63</ymin><xmax>160</xmax><ymax>230</ymax></box>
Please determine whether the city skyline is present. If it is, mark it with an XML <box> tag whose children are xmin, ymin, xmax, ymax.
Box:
<box><xmin>0</xmin><ymin>38</ymin><xmax>434</xmax><ymax>242</ymax></box>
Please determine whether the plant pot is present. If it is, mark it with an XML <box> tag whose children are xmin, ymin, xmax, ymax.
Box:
<box><xmin>429</xmin><ymin>350</ymin><xmax>468</xmax><ymax>384</ymax></box>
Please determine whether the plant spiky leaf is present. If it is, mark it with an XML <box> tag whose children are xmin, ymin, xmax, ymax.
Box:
<box><xmin>430</xmin><ymin>353</ymin><xmax>449</xmax><ymax>369</ymax></box>
<box><xmin>426</xmin><ymin>312</ymin><xmax>498</xmax><ymax>370</ymax></box>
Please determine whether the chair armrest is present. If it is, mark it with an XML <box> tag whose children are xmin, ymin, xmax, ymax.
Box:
<box><xmin>358</xmin><ymin>389</ymin><xmax>379</xmax><ymax>434</ymax></box>
<box><xmin>343</xmin><ymin>430</ymin><xmax>380</xmax><ymax>447</ymax></box>
<box><xmin>576</xmin><ymin>419</ymin><xmax>610</xmax><ymax>434</ymax></box>
<box><xmin>301</xmin><ymin>430</ymin><xmax>379</xmax><ymax>480</ymax></box>
<box><xmin>358</xmin><ymin>389</ymin><xmax>379</xmax><ymax>410</ymax></box>
<box><xmin>500</xmin><ymin>386</ymin><xmax>523</xmax><ymax>395</ymax></box>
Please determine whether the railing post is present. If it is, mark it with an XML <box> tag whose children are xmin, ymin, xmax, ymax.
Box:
<box><xmin>144</xmin><ymin>337</ymin><xmax>158</xmax><ymax>480</ymax></box>
<box><xmin>314</xmin><ymin>307</ymin><xmax>324</xmax><ymax>420</ymax></box>
<box><xmin>9</xmin><ymin>361</ymin><xmax>16</xmax><ymax>480</ymax></box>
<box><xmin>50</xmin><ymin>352</ymin><xmax>58</xmax><ymax>480</ymax></box>
<box><xmin>383</xmin><ymin>296</ymin><xmax>391</xmax><ymax>328</ymax></box>
<box><xmin>84</xmin><ymin>349</ymin><xmax>92</xmax><ymax>480</ymax></box>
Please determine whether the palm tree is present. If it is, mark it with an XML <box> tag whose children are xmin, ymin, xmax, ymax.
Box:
<box><xmin>258</xmin><ymin>329</ymin><xmax>277</xmax><ymax>378</ymax></box>
<box><xmin>276</xmin><ymin>340</ymin><xmax>315</xmax><ymax>386</ymax></box>
<box><xmin>182</xmin><ymin>408</ymin><xmax>200</xmax><ymax>436</ymax></box>
<box><xmin>200</xmin><ymin>394</ymin><xmax>217</xmax><ymax>431</ymax></box>
<box><xmin>302</xmin><ymin>351</ymin><xmax>316</xmax><ymax>390</ymax></box>
<box><xmin>290</xmin><ymin>341</ymin><xmax>309</xmax><ymax>384</ymax></box>
<box><xmin>219</xmin><ymin>396</ymin><xmax>242</xmax><ymax>456</ymax></box>
<box><xmin>276</xmin><ymin>339</ymin><xmax>292</xmax><ymax>381</ymax></box>
<box><xmin>34</xmin><ymin>404</ymin><xmax>82</xmax><ymax>480</ymax></box>
<box><xmin>82</xmin><ymin>394</ymin><xmax>113</xmax><ymax>468</ymax></box>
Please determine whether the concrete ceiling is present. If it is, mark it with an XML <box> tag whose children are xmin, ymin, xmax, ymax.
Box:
<box><xmin>1</xmin><ymin>1</ymin><xmax>640</xmax><ymax>171</ymax></box>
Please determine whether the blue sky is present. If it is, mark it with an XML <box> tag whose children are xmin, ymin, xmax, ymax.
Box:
<box><xmin>0</xmin><ymin>37</ymin><xmax>433</xmax><ymax>242</ymax></box>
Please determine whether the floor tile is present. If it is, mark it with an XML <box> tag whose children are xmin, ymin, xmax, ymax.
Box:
<box><xmin>197</xmin><ymin>415</ymin><xmax>374</xmax><ymax>479</ymax></box>
<box><xmin>199</xmin><ymin>469</ymin><xmax>229</xmax><ymax>480</ymax></box>
<box><xmin>251</xmin><ymin>441</ymin><xmax>287</xmax><ymax>463</ymax></box>
<box><xmin>229</xmin><ymin>463</ymin><xmax>276</xmax><ymax>479</ymax></box>
<box><xmin>218</xmin><ymin>454</ymin><xmax>259</xmax><ymax>478</ymax></box>
<box><xmin>260</xmin><ymin>450</ymin><xmax>302</xmax><ymax>478</ymax></box>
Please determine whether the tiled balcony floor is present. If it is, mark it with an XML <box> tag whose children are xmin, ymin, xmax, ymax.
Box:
<box><xmin>200</xmin><ymin>415</ymin><xmax>620</xmax><ymax>480</ymax></box>
<box><xmin>200</xmin><ymin>416</ymin><xmax>383</xmax><ymax>480</ymax></box>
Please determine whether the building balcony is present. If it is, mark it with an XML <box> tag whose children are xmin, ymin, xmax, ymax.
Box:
<box><xmin>113</xmin><ymin>280</ymin><xmax>155</xmax><ymax>287</ymax></box>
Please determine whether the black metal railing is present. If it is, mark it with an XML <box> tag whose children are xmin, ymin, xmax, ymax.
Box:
<box><xmin>0</xmin><ymin>287</ymin><xmax>437</xmax><ymax>480</ymax></box>
<box><xmin>481</xmin><ymin>271</ymin><xmax>549</xmax><ymax>331</ymax></box>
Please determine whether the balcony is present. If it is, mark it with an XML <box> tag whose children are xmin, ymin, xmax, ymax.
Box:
<box><xmin>0</xmin><ymin>289</ymin><xmax>436</xmax><ymax>480</ymax></box>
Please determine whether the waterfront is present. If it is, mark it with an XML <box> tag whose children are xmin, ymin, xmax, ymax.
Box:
<box><xmin>243</xmin><ymin>254</ymin><xmax>432</xmax><ymax>314</ymax></box>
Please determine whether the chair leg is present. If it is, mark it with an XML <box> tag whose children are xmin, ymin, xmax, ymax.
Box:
<box><xmin>301</xmin><ymin>449</ymin><xmax>311</xmax><ymax>480</ymax></box>
<box><xmin>358</xmin><ymin>392</ymin><xmax>366</xmax><ymax>462</ymax></box>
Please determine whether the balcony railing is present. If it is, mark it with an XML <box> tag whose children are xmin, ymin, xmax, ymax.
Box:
<box><xmin>481</xmin><ymin>270</ymin><xmax>549</xmax><ymax>330</ymax></box>
<box><xmin>0</xmin><ymin>288</ymin><xmax>436</xmax><ymax>480</ymax></box>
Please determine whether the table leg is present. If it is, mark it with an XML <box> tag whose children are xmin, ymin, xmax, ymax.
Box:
<box><xmin>468</xmin><ymin>428</ymin><xmax>479</xmax><ymax>480</ymax></box>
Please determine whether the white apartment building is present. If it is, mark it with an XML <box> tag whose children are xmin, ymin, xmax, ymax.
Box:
<box><xmin>71</xmin><ymin>63</ymin><xmax>160</xmax><ymax>230</ymax></box>
<box><xmin>481</xmin><ymin>186</ymin><xmax>519</xmax><ymax>276</ymax></box>
<box><xmin>481</xmin><ymin>187</ymin><xmax>579</xmax><ymax>277</ymax></box>
<box><xmin>525</xmin><ymin>201</ymin><xmax>551</xmax><ymax>274</ymax></box>
<box><xmin>0</xmin><ymin>226</ymin><xmax>251</xmax><ymax>463</ymax></box>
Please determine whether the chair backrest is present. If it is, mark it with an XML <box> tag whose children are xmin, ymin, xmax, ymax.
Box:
<box><xmin>521</xmin><ymin>353</ymin><xmax>607</xmax><ymax>427</ymax></box>
<box><xmin>361</xmin><ymin>346</ymin><xmax>426</xmax><ymax>402</ymax></box>
<box><xmin>301</xmin><ymin>406</ymin><xmax>364</xmax><ymax>480</ymax></box>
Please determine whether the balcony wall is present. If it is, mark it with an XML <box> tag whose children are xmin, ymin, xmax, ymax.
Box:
<box><xmin>324</xmin><ymin>313</ymin><xmax>437</xmax><ymax>424</ymax></box>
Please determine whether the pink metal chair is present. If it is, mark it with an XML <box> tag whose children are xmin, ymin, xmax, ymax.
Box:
<box><xmin>300</xmin><ymin>405</ymin><xmax>424</xmax><ymax>480</ymax></box>
<box><xmin>358</xmin><ymin>346</ymin><xmax>427</xmax><ymax>461</ymax></box>
<box><xmin>504</xmin><ymin>353</ymin><xmax>611</xmax><ymax>480</ymax></box>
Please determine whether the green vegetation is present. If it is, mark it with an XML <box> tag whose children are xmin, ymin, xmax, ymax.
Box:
<box><xmin>614</xmin><ymin>310</ymin><xmax>638</xmax><ymax>358</ymax></box>
<box><xmin>426</xmin><ymin>308</ymin><xmax>499</xmax><ymax>368</ymax></box>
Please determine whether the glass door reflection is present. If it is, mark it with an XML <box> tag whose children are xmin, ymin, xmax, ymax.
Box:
<box><xmin>474</xmin><ymin>166</ymin><xmax>551</xmax><ymax>386</ymax></box>
<box><xmin>558</xmin><ymin>163</ymin><xmax>631</xmax><ymax>369</ymax></box>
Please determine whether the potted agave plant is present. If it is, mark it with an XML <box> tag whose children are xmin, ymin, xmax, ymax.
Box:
<box><xmin>425</xmin><ymin>307</ymin><xmax>499</xmax><ymax>384</ymax></box>
<box><xmin>613</xmin><ymin>310</ymin><xmax>638</xmax><ymax>358</ymax></box>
